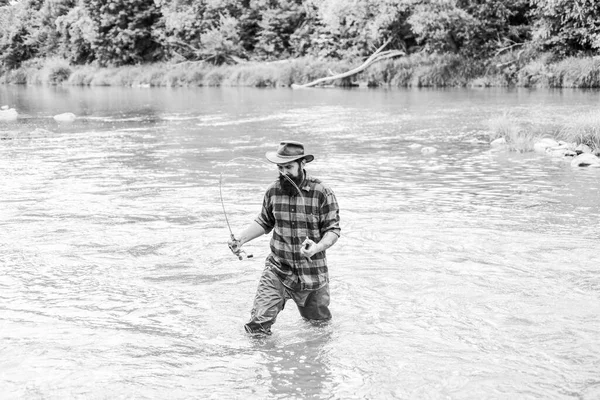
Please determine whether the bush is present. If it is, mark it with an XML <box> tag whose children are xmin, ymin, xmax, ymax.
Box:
<box><xmin>67</xmin><ymin>66</ymin><xmax>96</xmax><ymax>85</ymax></box>
<box><xmin>41</xmin><ymin>58</ymin><xmax>72</xmax><ymax>84</ymax></box>
<box><xmin>204</xmin><ymin>68</ymin><xmax>227</xmax><ymax>86</ymax></box>
<box><xmin>517</xmin><ymin>60</ymin><xmax>554</xmax><ymax>87</ymax></box>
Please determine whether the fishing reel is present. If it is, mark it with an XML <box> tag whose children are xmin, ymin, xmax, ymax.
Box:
<box><xmin>228</xmin><ymin>235</ymin><xmax>253</xmax><ymax>260</ymax></box>
<box><xmin>232</xmin><ymin>249</ymin><xmax>253</xmax><ymax>260</ymax></box>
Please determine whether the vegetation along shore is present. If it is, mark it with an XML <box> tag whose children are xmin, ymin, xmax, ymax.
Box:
<box><xmin>1</xmin><ymin>0</ymin><xmax>600</xmax><ymax>89</ymax></box>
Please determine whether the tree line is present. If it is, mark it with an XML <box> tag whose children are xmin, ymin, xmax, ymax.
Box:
<box><xmin>1</xmin><ymin>0</ymin><xmax>599</xmax><ymax>70</ymax></box>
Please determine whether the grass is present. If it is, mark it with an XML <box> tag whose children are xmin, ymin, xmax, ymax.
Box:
<box><xmin>2</xmin><ymin>53</ymin><xmax>600</xmax><ymax>90</ymax></box>
<box><xmin>515</xmin><ymin>56</ymin><xmax>600</xmax><ymax>88</ymax></box>
<box><xmin>487</xmin><ymin>112</ymin><xmax>600</xmax><ymax>154</ymax></box>
<box><xmin>0</xmin><ymin>53</ymin><xmax>521</xmax><ymax>88</ymax></box>
<box><xmin>487</xmin><ymin>114</ymin><xmax>540</xmax><ymax>152</ymax></box>
<box><xmin>558</xmin><ymin>112</ymin><xmax>600</xmax><ymax>152</ymax></box>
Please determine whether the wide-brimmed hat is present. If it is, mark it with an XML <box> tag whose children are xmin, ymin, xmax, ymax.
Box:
<box><xmin>265</xmin><ymin>141</ymin><xmax>314</xmax><ymax>164</ymax></box>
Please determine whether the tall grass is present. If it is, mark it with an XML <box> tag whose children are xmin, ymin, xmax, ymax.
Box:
<box><xmin>558</xmin><ymin>112</ymin><xmax>600</xmax><ymax>152</ymax></box>
<box><xmin>359</xmin><ymin>53</ymin><xmax>484</xmax><ymax>87</ymax></box>
<box><xmin>2</xmin><ymin>53</ymin><xmax>600</xmax><ymax>88</ymax></box>
<box><xmin>0</xmin><ymin>54</ymin><xmax>484</xmax><ymax>88</ymax></box>
<box><xmin>487</xmin><ymin>115</ymin><xmax>540</xmax><ymax>152</ymax></box>
<box><xmin>517</xmin><ymin>56</ymin><xmax>600</xmax><ymax>88</ymax></box>
<box><xmin>487</xmin><ymin>112</ymin><xmax>600</xmax><ymax>153</ymax></box>
<box><xmin>553</xmin><ymin>57</ymin><xmax>600</xmax><ymax>88</ymax></box>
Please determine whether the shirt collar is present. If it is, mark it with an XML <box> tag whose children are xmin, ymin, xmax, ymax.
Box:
<box><xmin>300</xmin><ymin>171</ymin><xmax>311</xmax><ymax>192</ymax></box>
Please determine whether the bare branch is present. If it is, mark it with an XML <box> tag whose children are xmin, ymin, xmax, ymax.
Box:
<box><xmin>292</xmin><ymin>40</ymin><xmax>404</xmax><ymax>89</ymax></box>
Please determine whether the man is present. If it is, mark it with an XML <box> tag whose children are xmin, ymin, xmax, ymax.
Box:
<box><xmin>228</xmin><ymin>140</ymin><xmax>341</xmax><ymax>335</ymax></box>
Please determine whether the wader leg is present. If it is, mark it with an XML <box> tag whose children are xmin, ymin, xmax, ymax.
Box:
<box><xmin>244</xmin><ymin>268</ymin><xmax>286</xmax><ymax>335</ymax></box>
<box><xmin>296</xmin><ymin>283</ymin><xmax>331</xmax><ymax>321</ymax></box>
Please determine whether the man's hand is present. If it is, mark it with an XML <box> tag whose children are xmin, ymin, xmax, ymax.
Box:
<box><xmin>228</xmin><ymin>237</ymin><xmax>242</xmax><ymax>256</ymax></box>
<box><xmin>301</xmin><ymin>238</ymin><xmax>317</xmax><ymax>260</ymax></box>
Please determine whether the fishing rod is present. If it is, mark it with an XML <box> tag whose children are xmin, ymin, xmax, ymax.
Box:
<box><xmin>218</xmin><ymin>157</ymin><xmax>311</xmax><ymax>258</ymax></box>
<box><xmin>219</xmin><ymin>172</ymin><xmax>253</xmax><ymax>260</ymax></box>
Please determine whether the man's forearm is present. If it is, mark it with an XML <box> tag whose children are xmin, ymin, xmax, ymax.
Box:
<box><xmin>314</xmin><ymin>231</ymin><xmax>338</xmax><ymax>253</ymax></box>
<box><xmin>237</xmin><ymin>221</ymin><xmax>266</xmax><ymax>245</ymax></box>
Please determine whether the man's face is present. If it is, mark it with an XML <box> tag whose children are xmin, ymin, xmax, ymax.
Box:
<box><xmin>277</xmin><ymin>160</ymin><xmax>305</xmax><ymax>195</ymax></box>
<box><xmin>277</xmin><ymin>160</ymin><xmax>303</xmax><ymax>181</ymax></box>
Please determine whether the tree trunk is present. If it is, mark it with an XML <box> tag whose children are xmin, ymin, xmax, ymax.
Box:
<box><xmin>292</xmin><ymin>39</ymin><xmax>405</xmax><ymax>89</ymax></box>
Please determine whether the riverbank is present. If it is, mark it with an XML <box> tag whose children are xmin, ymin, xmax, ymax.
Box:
<box><xmin>2</xmin><ymin>53</ymin><xmax>600</xmax><ymax>89</ymax></box>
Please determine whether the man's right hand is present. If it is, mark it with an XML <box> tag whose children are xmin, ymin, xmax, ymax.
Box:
<box><xmin>228</xmin><ymin>237</ymin><xmax>242</xmax><ymax>255</ymax></box>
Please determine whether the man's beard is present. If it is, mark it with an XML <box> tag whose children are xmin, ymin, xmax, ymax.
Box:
<box><xmin>279</xmin><ymin>170</ymin><xmax>304</xmax><ymax>196</ymax></box>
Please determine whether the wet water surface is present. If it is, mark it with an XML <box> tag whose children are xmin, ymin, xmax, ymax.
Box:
<box><xmin>1</xmin><ymin>86</ymin><xmax>599</xmax><ymax>399</ymax></box>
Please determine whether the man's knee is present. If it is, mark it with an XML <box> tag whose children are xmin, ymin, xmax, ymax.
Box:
<box><xmin>299</xmin><ymin>305</ymin><xmax>332</xmax><ymax>321</ymax></box>
<box><xmin>297</xmin><ymin>286</ymin><xmax>331</xmax><ymax>320</ymax></box>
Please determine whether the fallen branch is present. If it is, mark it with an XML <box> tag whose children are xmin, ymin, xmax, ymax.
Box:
<box><xmin>292</xmin><ymin>39</ymin><xmax>405</xmax><ymax>89</ymax></box>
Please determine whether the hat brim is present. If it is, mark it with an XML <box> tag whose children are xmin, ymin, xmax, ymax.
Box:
<box><xmin>265</xmin><ymin>152</ymin><xmax>314</xmax><ymax>164</ymax></box>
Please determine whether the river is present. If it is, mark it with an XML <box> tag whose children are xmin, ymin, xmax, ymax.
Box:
<box><xmin>1</xmin><ymin>85</ymin><xmax>599</xmax><ymax>399</ymax></box>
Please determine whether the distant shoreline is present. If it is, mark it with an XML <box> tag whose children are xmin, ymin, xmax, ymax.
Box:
<box><xmin>2</xmin><ymin>55</ymin><xmax>600</xmax><ymax>89</ymax></box>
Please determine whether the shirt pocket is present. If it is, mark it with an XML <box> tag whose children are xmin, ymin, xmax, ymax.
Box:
<box><xmin>304</xmin><ymin>212</ymin><xmax>321</xmax><ymax>240</ymax></box>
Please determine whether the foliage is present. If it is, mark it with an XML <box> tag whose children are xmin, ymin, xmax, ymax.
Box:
<box><xmin>304</xmin><ymin>0</ymin><xmax>412</xmax><ymax>59</ymax></box>
<box><xmin>531</xmin><ymin>0</ymin><xmax>600</xmax><ymax>56</ymax></box>
<box><xmin>55</xmin><ymin>1</ymin><xmax>95</xmax><ymax>64</ymax></box>
<box><xmin>41</xmin><ymin>56</ymin><xmax>72</xmax><ymax>83</ymax></box>
<box><xmin>251</xmin><ymin>0</ymin><xmax>306</xmax><ymax>60</ymax></box>
<box><xmin>458</xmin><ymin>0</ymin><xmax>531</xmax><ymax>57</ymax></box>
<box><xmin>199</xmin><ymin>13</ymin><xmax>244</xmax><ymax>64</ymax></box>
<box><xmin>487</xmin><ymin>114</ymin><xmax>539</xmax><ymax>152</ymax></box>
<box><xmin>158</xmin><ymin>0</ymin><xmax>247</xmax><ymax>63</ymax></box>
<box><xmin>408</xmin><ymin>0</ymin><xmax>475</xmax><ymax>54</ymax></box>
<box><xmin>408</xmin><ymin>0</ymin><xmax>531</xmax><ymax>58</ymax></box>
<box><xmin>1</xmin><ymin>0</ymin><xmax>600</xmax><ymax>75</ymax></box>
<box><xmin>0</xmin><ymin>0</ymin><xmax>44</xmax><ymax>68</ymax></box>
<box><xmin>553</xmin><ymin>57</ymin><xmax>600</xmax><ymax>88</ymax></box>
<box><xmin>82</xmin><ymin>0</ymin><xmax>165</xmax><ymax>66</ymax></box>
<box><xmin>558</xmin><ymin>112</ymin><xmax>600</xmax><ymax>152</ymax></box>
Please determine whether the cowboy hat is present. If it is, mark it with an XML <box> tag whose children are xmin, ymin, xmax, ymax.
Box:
<box><xmin>265</xmin><ymin>141</ymin><xmax>314</xmax><ymax>164</ymax></box>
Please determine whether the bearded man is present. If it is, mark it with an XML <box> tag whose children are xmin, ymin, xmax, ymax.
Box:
<box><xmin>228</xmin><ymin>140</ymin><xmax>341</xmax><ymax>335</ymax></box>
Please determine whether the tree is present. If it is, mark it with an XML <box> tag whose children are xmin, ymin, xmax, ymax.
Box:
<box><xmin>55</xmin><ymin>0</ymin><xmax>95</xmax><ymax>64</ymax></box>
<box><xmin>199</xmin><ymin>13</ymin><xmax>244</xmax><ymax>64</ymax></box>
<box><xmin>408</xmin><ymin>0</ymin><xmax>475</xmax><ymax>53</ymax></box>
<box><xmin>83</xmin><ymin>0</ymin><xmax>165</xmax><ymax>66</ymax></box>
<box><xmin>159</xmin><ymin>0</ymin><xmax>246</xmax><ymax>63</ymax></box>
<box><xmin>0</xmin><ymin>0</ymin><xmax>45</xmax><ymax>69</ymax></box>
<box><xmin>408</xmin><ymin>0</ymin><xmax>531</xmax><ymax>58</ymax></box>
<box><xmin>251</xmin><ymin>0</ymin><xmax>306</xmax><ymax>60</ymax></box>
<box><xmin>458</xmin><ymin>0</ymin><xmax>531</xmax><ymax>57</ymax></box>
<box><xmin>302</xmin><ymin>0</ymin><xmax>413</xmax><ymax>59</ymax></box>
<box><xmin>531</xmin><ymin>0</ymin><xmax>600</xmax><ymax>56</ymax></box>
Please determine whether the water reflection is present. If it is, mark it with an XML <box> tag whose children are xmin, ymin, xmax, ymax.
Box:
<box><xmin>253</xmin><ymin>326</ymin><xmax>333</xmax><ymax>399</ymax></box>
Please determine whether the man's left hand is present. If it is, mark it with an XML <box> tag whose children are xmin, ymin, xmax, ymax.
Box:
<box><xmin>301</xmin><ymin>238</ymin><xmax>318</xmax><ymax>260</ymax></box>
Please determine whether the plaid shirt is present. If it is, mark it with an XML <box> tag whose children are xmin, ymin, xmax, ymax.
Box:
<box><xmin>255</xmin><ymin>173</ymin><xmax>341</xmax><ymax>291</ymax></box>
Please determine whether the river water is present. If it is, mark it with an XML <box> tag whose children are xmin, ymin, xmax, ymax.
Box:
<box><xmin>1</xmin><ymin>85</ymin><xmax>599</xmax><ymax>399</ymax></box>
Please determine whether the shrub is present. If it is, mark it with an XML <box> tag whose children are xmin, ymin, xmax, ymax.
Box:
<box><xmin>67</xmin><ymin>66</ymin><xmax>96</xmax><ymax>85</ymax></box>
<box><xmin>41</xmin><ymin>58</ymin><xmax>72</xmax><ymax>84</ymax></box>
<box><xmin>204</xmin><ymin>68</ymin><xmax>227</xmax><ymax>86</ymax></box>
<box><xmin>4</xmin><ymin>68</ymin><xmax>28</xmax><ymax>84</ymax></box>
